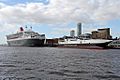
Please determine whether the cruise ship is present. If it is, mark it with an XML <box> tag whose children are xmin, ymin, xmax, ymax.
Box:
<box><xmin>58</xmin><ymin>37</ymin><xmax>112</xmax><ymax>49</ymax></box>
<box><xmin>6</xmin><ymin>27</ymin><xmax>45</xmax><ymax>47</ymax></box>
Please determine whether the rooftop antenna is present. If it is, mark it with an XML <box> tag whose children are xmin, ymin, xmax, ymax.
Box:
<box><xmin>25</xmin><ymin>25</ymin><xmax>28</xmax><ymax>31</ymax></box>
<box><xmin>30</xmin><ymin>26</ymin><xmax>32</xmax><ymax>29</ymax></box>
<box><xmin>30</xmin><ymin>26</ymin><xmax>32</xmax><ymax>31</ymax></box>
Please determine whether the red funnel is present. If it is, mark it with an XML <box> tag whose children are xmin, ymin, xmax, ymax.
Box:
<box><xmin>20</xmin><ymin>27</ymin><xmax>24</xmax><ymax>31</ymax></box>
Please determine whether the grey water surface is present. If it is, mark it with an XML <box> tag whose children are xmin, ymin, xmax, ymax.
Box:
<box><xmin>0</xmin><ymin>46</ymin><xmax>120</xmax><ymax>80</ymax></box>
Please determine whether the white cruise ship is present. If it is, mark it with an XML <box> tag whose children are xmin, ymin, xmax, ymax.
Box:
<box><xmin>6</xmin><ymin>27</ymin><xmax>45</xmax><ymax>47</ymax></box>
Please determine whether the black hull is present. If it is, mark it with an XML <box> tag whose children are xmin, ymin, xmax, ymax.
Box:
<box><xmin>58</xmin><ymin>42</ymin><xmax>111</xmax><ymax>49</ymax></box>
<box><xmin>7</xmin><ymin>39</ymin><xmax>45</xmax><ymax>47</ymax></box>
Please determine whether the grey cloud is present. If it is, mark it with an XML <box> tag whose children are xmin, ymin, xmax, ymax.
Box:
<box><xmin>0</xmin><ymin>0</ymin><xmax>120</xmax><ymax>24</ymax></box>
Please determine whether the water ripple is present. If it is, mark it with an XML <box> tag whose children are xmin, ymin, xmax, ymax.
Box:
<box><xmin>0</xmin><ymin>64</ymin><xmax>16</xmax><ymax>67</ymax></box>
<box><xmin>0</xmin><ymin>47</ymin><xmax>120</xmax><ymax>80</ymax></box>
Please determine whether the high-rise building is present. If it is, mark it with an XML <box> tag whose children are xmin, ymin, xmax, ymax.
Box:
<box><xmin>70</xmin><ymin>30</ymin><xmax>75</xmax><ymax>37</ymax></box>
<box><xmin>77</xmin><ymin>23</ymin><xmax>82</xmax><ymax>37</ymax></box>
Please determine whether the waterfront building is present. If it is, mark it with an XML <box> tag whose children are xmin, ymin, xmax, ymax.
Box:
<box><xmin>70</xmin><ymin>30</ymin><xmax>75</xmax><ymax>37</ymax></box>
<box><xmin>92</xmin><ymin>28</ymin><xmax>112</xmax><ymax>39</ymax></box>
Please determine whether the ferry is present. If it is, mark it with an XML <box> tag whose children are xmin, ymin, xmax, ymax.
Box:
<box><xmin>108</xmin><ymin>40</ymin><xmax>120</xmax><ymax>49</ymax></box>
<box><xmin>58</xmin><ymin>37</ymin><xmax>112</xmax><ymax>49</ymax></box>
<box><xmin>6</xmin><ymin>27</ymin><xmax>45</xmax><ymax>47</ymax></box>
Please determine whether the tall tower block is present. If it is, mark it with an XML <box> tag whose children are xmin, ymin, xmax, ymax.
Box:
<box><xmin>77</xmin><ymin>23</ymin><xmax>82</xmax><ymax>37</ymax></box>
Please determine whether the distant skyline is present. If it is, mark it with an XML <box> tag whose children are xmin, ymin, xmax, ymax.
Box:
<box><xmin>0</xmin><ymin>0</ymin><xmax>120</xmax><ymax>44</ymax></box>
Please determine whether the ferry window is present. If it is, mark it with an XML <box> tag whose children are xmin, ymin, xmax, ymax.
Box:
<box><xmin>70</xmin><ymin>39</ymin><xmax>77</xmax><ymax>41</ymax></box>
<box><xmin>41</xmin><ymin>35</ymin><xmax>45</xmax><ymax>37</ymax></box>
<box><xmin>118</xmin><ymin>41</ymin><xmax>120</xmax><ymax>44</ymax></box>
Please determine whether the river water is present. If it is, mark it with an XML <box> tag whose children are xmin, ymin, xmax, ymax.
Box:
<box><xmin>0</xmin><ymin>46</ymin><xmax>120</xmax><ymax>80</ymax></box>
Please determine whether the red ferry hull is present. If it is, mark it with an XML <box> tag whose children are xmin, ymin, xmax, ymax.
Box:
<box><xmin>58</xmin><ymin>42</ymin><xmax>111</xmax><ymax>49</ymax></box>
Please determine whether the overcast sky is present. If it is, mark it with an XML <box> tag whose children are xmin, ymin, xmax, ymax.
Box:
<box><xmin>0</xmin><ymin>0</ymin><xmax>120</xmax><ymax>44</ymax></box>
